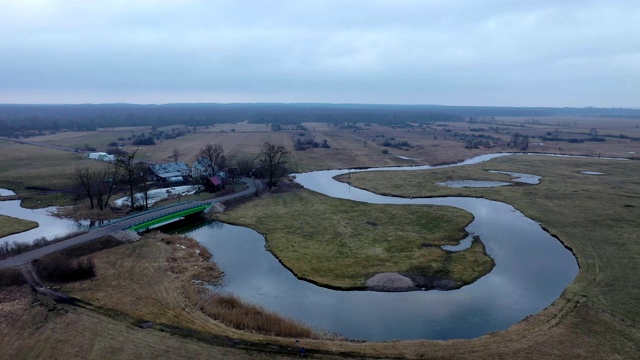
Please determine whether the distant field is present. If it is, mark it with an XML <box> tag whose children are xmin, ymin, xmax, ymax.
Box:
<box><xmin>1</xmin><ymin>150</ymin><xmax>639</xmax><ymax>358</ymax></box>
<box><xmin>128</xmin><ymin>130</ymin><xmax>292</xmax><ymax>164</ymax></box>
<box><xmin>4</xmin><ymin>115</ymin><xmax>638</xmax><ymax>209</ymax></box>
<box><xmin>0</xmin><ymin>139</ymin><xmax>105</xmax><ymax>207</ymax></box>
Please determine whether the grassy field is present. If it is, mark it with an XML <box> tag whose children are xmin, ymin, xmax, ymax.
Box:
<box><xmin>6</xmin><ymin>115</ymin><xmax>637</xmax><ymax>201</ymax></box>
<box><xmin>217</xmin><ymin>185</ymin><xmax>493</xmax><ymax>289</ymax></box>
<box><xmin>0</xmin><ymin>139</ymin><xmax>106</xmax><ymax>208</ymax></box>
<box><xmin>124</xmin><ymin>127</ymin><xmax>291</xmax><ymax>164</ymax></box>
<box><xmin>2</xmin><ymin>155</ymin><xmax>640</xmax><ymax>358</ymax></box>
<box><xmin>0</xmin><ymin>215</ymin><xmax>38</xmax><ymax>238</ymax></box>
<box><xmin>339</xmin><ymin>155</ymin><xmax>640</xmax><ymax>353</ymax></box>
<box><xmin>0</xmin><ymin>232</ymin><xmax>345</xmax><ymax>359</ymax></box>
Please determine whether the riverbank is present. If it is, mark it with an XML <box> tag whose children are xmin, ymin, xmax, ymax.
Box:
<box><xmin>0</xmin><ymin>153</ymin><xmax>637</xmax><ymax>358</ymax></box>
<box><xmin>216</xmin><ymin>185</ymin><xmax>494</xmax><ymax>290</ymax></box>
<box><xmin>0</xmin><ymin>215</ymin><xmax>38</xmax><ymax>239</ymax></box>
<box><xmin>58</xmin><ymin>232</ymin><xmax>320</xmax><ymax>339</ymax></box>
<box><xmin>338</xmin><ymin>155</ymin><xmax>640</xmax><ymax>352</ymax></box>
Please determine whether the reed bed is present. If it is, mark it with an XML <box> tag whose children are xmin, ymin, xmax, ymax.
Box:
<box><xmin>185</xmin><ymin>286</ymin><xmax>316</xmax><ymax>339</ymax></box>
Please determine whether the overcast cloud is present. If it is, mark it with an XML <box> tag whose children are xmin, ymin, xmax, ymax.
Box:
<box><xmin>0</xmin><ymin>0</ymin><xmax>638</xmax><ymax>106</ymax></box>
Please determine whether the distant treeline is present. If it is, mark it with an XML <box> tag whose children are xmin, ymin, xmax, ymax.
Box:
<box><xmin>1</xmin><ymin>103</ymin><xmax>638</xmax><ymax>137</ymax></box>
<box><xmin>0</xmin><ymin>104</ymin><xmax>460</xmax><ymax>137</ymax></box>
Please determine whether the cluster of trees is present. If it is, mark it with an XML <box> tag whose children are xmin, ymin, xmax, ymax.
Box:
<box><xmin>508</xmin><ymin>133</ymin><xmax>530</xmax><ymax>150</ymax></box>
<box><xmin>0</xmin><ymin>104</ymin><xmax>466</xmax><ymax>138</ymax></box>
<box><xmin>131</xmin><ymin>136</ymin><xmax>156</xmax><ymax>145</ymax></box>
<box><xmin>381</xmin><ymin>139</ymin><xmax>412</xmax><ymax>148</ymax></box>
<box><xmin>3</xmin><ymin>103</ymin><xmax>640</xmax><ymax>139</ymax></box>
<box><xmin>74</xmin><ymin>141</ymin><xmax>291</xmax><ymax>212</ymax></box>
<box><xmin>294</xmin><ymin>137</ymin><xmax>330</xmax><ymax>150</ymax></box>
<box><xmin>75</xmin><ymin>150</ymin><xmax>151</xmax><ymax>212</ymax></box>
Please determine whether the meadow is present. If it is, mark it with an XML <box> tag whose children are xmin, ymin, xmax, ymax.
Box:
<box><xmin>217</xmin><ymin>186</ymin><xmax>493</xmax><ymax>289</ymax></box>
<box><xmin>1</xmin><ymin>117</ymin><xmax>639</xmax><ymax>358</ymax></box>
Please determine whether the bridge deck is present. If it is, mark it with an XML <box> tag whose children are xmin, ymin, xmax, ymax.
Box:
<box><xmin>128</xmin><ymin>204</ymin><xmax>211</xmax><ymax>231</ymax></box>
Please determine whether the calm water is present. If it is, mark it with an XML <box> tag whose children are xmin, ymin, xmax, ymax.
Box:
<box><xmin>183</xmin><ymin>153</ymin><xmax>579</xmax><ymax>341</ymax></box>
<box><xmin>1</xmin><ymin>153</ymin><xmax>580</xmax><ymax>340</ymax></box>
<box><xmin>0</xmin><ymin>198</ymin><xmax>87</xmax><ymax>246</ymax></box>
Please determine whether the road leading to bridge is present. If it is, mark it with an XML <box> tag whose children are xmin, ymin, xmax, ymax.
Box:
<box><xmin>0</xmin><ymin>178</ymin><xmax>260</xmax><ymax>269</ymax></box>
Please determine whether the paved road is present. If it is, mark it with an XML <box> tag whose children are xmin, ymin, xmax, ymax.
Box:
<box><xmin>0</xmin><ymin>178</ymin><xmax>260</xmax><ymax>269</ymax></box>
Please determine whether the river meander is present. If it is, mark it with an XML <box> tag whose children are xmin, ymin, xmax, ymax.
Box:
<box><xmin>182</xmin><ymin>153</ymin><xmax>579</xmax><ymax>340</ymax></box>
<box><xmin>0</xmin><ymin>153</ymin><xmax>580</xmax><ymax>341</ymax></box>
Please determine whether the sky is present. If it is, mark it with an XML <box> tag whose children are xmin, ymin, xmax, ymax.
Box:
<box><xmin>0</xmin><ymin>0</ymin><xmax>639</xmax><ymax>107</ymax></box>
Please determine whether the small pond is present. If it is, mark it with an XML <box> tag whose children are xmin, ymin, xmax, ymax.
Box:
<box><xmin>0</xmin><ymin>189</ymin><xmax>16</xmax><ymax>196</ymax></box>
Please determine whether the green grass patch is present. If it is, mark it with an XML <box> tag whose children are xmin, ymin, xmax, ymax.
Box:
<box><xmin>218</xmin><ymin>188</ymin><xmax>493</xmax><ymax>289</ymax></box>
<box><xmin>342</xmin><ymin>155</ymin><xmax>640</xmax><ymax>325</ymax></box>
<box><xmin>0</xmin><ymin>214</ymin><xmax>38</xmax><ymax>238</ymax></box>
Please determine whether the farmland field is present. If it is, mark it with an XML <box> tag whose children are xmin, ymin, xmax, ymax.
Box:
<box><xmin>1</xmin><ymin>116</ymin><xmax>639</xmax><ymax>359</ymax></box>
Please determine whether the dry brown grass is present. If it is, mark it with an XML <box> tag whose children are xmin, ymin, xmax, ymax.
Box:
<box><xmin>2</xmin><ymin>202</ymin><xmax>638</xmax><ymax>358</ymax></box>
<box><xmin>0</xmin><ymin>286</ymin><xmax>321</xmax><ymax>360</ymax></box>
<box><xmin>184</xmin><ymin>288</ymin><xmax>316</xmax><ymax>339</ymax></box>
<box><xmin>60</xmin><ymin>232</ymin><xmax>320</xmax><ymax>340</ymax></box>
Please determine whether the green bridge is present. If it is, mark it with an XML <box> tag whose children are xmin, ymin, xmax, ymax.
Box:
<box><xmin>128</xmin><ymin>204</ymin><xmax>212</xmax><ymax>232</ymax></box>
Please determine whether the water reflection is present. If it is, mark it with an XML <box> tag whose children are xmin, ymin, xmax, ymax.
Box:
<box><xmin>0</xmin><ymin>151</ymin><xmax>580</xmax><ymax>341</ymax></box>
<box><xmin>186</xmin><ymin>216</ymin><xmax>577</xmax><ymax>341</ymax></box>
<box><xmin>182</xmin><ymin>155</ymin><xmax>579</xmax><ymax>341</ymax></box>
<box><xmin>0</xmin><ymin>199</ymin><xmax>88</xmax><ymax>245</ymax></box>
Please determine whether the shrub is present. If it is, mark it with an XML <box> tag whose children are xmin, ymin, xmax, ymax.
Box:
<box><xmin>34</xmin><ymin>253</ymin><xmax>96</xmax><ymax>283</ymax></box>
<box><xmin>0</xmin><ymin>268</ymin><xmax>26</xmax><ymax>287</ymax></box>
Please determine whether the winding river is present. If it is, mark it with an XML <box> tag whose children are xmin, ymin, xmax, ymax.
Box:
<box><xmin>0</xmin><ymin>153</ymin><xmax>580</xmax><ymax>341</ymax></box>
<box><xmin>184</xmin><ymin>153</ymin><xmax>579</xmax><ymax>341</ymax></box>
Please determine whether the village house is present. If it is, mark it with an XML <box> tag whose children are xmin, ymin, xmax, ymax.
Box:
<box><xmin>149</xmin><ymin>162</ymin><xmax>190</xmax><ymax>182</ymax></box>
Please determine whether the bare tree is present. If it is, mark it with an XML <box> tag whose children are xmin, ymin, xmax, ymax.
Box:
<box><xmin>94</xmin><ymin>162</ymin><xmax>122</xmax><ymax>211</ymax></box>
<box><xmin>116</xmin><ymin>149</ymin><xmax>143</xmax><ymax>211</ymax></box>
<box><xmin>196</xmin><ymin>143</ymin><xmax>226</xmax><ymax>178</ymax></box>
<box><xmin>172</xmin><ymin>148</ymin><xmax>181</xmax><ymax>162</ymax></box>
<box><xmin>259</xmin><ymin>142</ymin><xmax>289</xmax><ymax>190</ymax></box>
<box><xmin>136</xmin><ymin>162</ymin><xmax>151</xmax><ymax>210</ymax></box>
<box><xmin>75</xmin><ymin>166</ymin><xmax>97</xmax><ymax>209</ymax></box>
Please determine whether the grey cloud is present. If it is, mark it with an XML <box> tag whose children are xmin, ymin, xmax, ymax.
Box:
<box><xmin>0</xmin><ymin>0</ymin><xmax>638</xmax><ymax>106</ymax></box>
